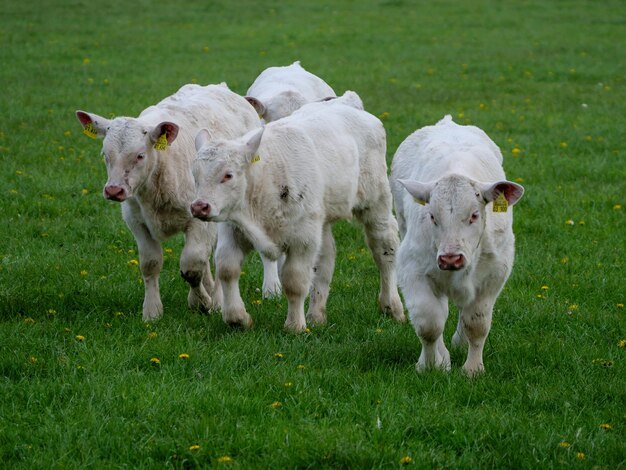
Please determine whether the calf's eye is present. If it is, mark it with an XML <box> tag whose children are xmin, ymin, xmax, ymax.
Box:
<box><xmin>221</xmin><ymin>172</ymin><xmax>233</xmax><ymax>183</ymax></box>
<box><xmin>469</xmin><ymin>211</ymin><xmax>479</xmax><ymax>224</ymax></box>
<box><xmin>137</xmin><ymin>153</ymin><xmax>146</xmax><ymax>161</ymax></box>
<box><xmin>429</xmin><ymin>213</ymin><xmax>437</xmax><ymax>226</ymax></box>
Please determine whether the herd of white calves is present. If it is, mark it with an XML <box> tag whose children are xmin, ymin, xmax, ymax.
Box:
<box><xmin>76</xmin><ymin>61</ymin><xmax>524</xmax><ymax>375</ymax></box>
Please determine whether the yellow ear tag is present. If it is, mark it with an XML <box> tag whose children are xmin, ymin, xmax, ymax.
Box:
<box><xmin>83</xmin><ymin>123</ymin><xmax>97</xmax><ymax>139</ymax></box>
<box><xmin>154</xmin><ymin>133</ymin><xmax>168</xmax><ymax>151</ymax></box>
<box><xmin>250</xmin><ymin>154</ymin><xmax>261</xmax><ymax>164</ymax></box>
<box><xmin>493</xmin><ymin>192</ymin><xmax>509</xmax><ymax>212</ymax></box>
<box><xmin>413</xmin><ymin>196</ymin><xmax>427</xmax><ymax>205</ymax></box>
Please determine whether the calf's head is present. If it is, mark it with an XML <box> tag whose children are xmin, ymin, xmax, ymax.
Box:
<box><xmin>75</xmin><ymin>110</ymin><xmax>178</xmax><ymax>202</ymax></box>
<box><xmin>191</xmin><ymin>127</ymin><xmax>264</xmax><ymax>222</ymax></box>
<box><xmin>399</xmin><ymin>174</ymin><xmax>524</xmax><ymax>271</ymax></box>
<box><xmin>245</xmin><ymin>90</ymin><xmax>307</xmax><ymax>122</ymax></box>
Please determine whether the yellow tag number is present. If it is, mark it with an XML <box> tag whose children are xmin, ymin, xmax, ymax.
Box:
<box><xmin>83</xmin><ymin>123</ymin><xmax>97</xmax><ymax>139</ymax></box>
<box><xmin>154</xmin><ymin>133</ymin><xmax>168</xmax><ymax>151</ymax></box>
<box><xmin>493</xmin><ymin>192</ymin><xmax>509</xmax><ymax>212</ymax></box>
<box><xmin>251</xmin><ymin>154</ymin><xmax>261</xmax><ymax>164</ymax></box>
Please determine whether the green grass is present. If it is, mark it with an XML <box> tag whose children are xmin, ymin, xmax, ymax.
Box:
<box><xmin>1</xmin><ymin>0</ymin><xmax>624</xmax><ymax>467</ymax></box>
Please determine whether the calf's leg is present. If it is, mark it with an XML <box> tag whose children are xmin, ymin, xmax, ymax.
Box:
<box><xmin>261</xmin><ymin>255</ymin><xmax>282</xmax><ymax>298</ymax></box>
<box><xmin>123</xmin><ymin>202</ymin><xmax>163</xmax><ymax>321</ymax></box>
<box><xmin>281</xmin><ymin>246</ymin><xmax>317</xmax><ymax>333</ymax></box>
<box><xmin>216</xmin><ymin>224</ymin><xmax>252</xmax><ymax>328</ymax></box>
<box><xmin>357</xmin><ymin>208</ymin><xmax>405</xmax><ymax>322</ymax></box>
<box><xmin>306</xmin><ymin>223</ymin><xmax>336</xmax><ymax>326</ymax></box>
<box><xmin>181</xmin><ymin>219</ymin><xmax>216</xmax><ymax>312</ymax></box>
<box><xmin>459</xmin><ymin>297</ymin><xmax>495</xmax><ymax>376</ymax></box>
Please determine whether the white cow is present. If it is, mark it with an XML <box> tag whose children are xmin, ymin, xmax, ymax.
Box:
<box><xmin>391</xmin><ymin>115</ymin><xmax>524</xmax><ymax>375</ymax></box>
<box><xmin>245</xmin><ymin>61</ymin><xmax>337</xmax><ymax>123</ymax></box>
<box><xmin>75</xmin><ymin>83</ymin><xmax>260</xmax><ymax>321</ymax></box>
<box><xmin>244</xmin><ymin>62</ymin><xmax>338</xmax><ymax>298</ymax></box>
<box><xmin>191</xmin><ymin>92</ymin><xmax>405</xmax><ymax>332</ymax></box>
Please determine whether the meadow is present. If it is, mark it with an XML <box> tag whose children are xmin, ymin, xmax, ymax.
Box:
<box><xmin>0</xmin><ymin>0</ymin><xmax>624</xmax><ymax>467</ymax></box>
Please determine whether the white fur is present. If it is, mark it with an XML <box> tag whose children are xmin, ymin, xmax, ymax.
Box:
<box><xmin>245</xmin><ymin>61</ymin><xmax>336</xmax><ymax>122</ymax></box>
<box><xmin>391</xmin><ymin>115</ymin><xmax>524</xmax><ymax>375</ymax></box>
<box><xmin>192</xmin><ymin>91</ymin><xmax>405</xmax><ymax>332</ymax></box>
<box><xmin>76</xmin><ymin>83</ymin><xmax>260</xmax><ymax>321</ymax></box>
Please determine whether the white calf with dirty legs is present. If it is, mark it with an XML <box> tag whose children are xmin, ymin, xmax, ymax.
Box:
<box><xmin>391</xmin><ymin>115</ymin><xmax>524</xmax><ymax>375</ymax></box>
<box><xmin>191</xmin><ymin>92</ymin><xmax>405</xmax><ymax>332</ymax></box>
<box><xmin>76</xmin><ymin>83</ymin><xmax>259</xmax><ymax>320</ymax></box>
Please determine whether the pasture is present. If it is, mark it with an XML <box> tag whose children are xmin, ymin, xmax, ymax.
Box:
<box><xmin>1</xmin><ymin>0</ymin><xmax>624</xmax><ymax>467</ymax></box>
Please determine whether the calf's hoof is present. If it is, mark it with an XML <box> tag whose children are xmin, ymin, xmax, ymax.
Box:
<box><xmin>262</xmin><ymin>280</ymin><xmax>282</xmax><ymax>299</ymax></box>
<box><xmin>188</xmin><ymin>288</ymin><xmax>213</xmax><ymax>314</ymax></box>
<box><xmin>284</xmin><ymin>319</ymin><xmax>307</xmax><ymax>334</ymax></box>
<box><xmin>380</xmin><ymin>295</ymin><xmax>406</xmax><ymax>323</ymax></box>
<box><xmin>142</xmin><ymin>300</ymin><xmax>163</xmax><ymax>322</ymax></box>
<box><xmin>306</xmin><ymin>310</ymin><xmax>327</xmax><ymax>327</ymax></box>
<box><xmin>223</xmin><ymin>309</ymin><xmax>253</xmax><ymax>330</ymax></box>
<box><xmin>462</xmin><ymin>361</ymin><xmax>485</xmax><ymax>377</ymax></box>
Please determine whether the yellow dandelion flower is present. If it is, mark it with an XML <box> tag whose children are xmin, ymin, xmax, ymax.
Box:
<box><xmin>29</xmin><ymin>356</ymin><xmax>38</xmax><ymax>364</ymax></box>
<box><xmin>305</xmin><ymin>327</ymin><xmax>311</xmax><ymax>333</ymax></box>
<box><xmin>297</xmin><ymin>364</ymin><xmax>305</xmax><ymax>370</ymax></box>
<box><xmin>164</xmin><ymin>248</ymin><xmax>173</xmax><ymax>254</ymax></box>
<box><xmin>274</xmin><ymin>352</ymin><xmax>284</xmax><ymax>359</ymax></box>
<box><xmin>479</xmin><ymin>103</ymin><xmax>486</xmax><ymax>110</ymax></box>
<box><xmin>47</xmin><ymin>309</ymin><xmax>56</xmax><ymax>315</ymax></box>
<box><xmin>541</xmin><ymin>285</ymin><xmax>549</xmax><ymax>290</ymax></box>
<box><xmin>618</xmin><ymin>339</ymin><xmax>626</xmax><ymax>348</ymax></box>
<box><xmin>271</xmin><ymin>401</ymin><xmax>282</xmax><ymax>409</ymax></box>
<box><xmin>400</xmin><ymin>455</ymin><xmax>413</xmax><ymax>465</ymax></box>
<box><xmin>148</xmin><ymin>331</ymin><xmax>157</xmax><ymax>339</ymax></box>
<box><xmin>599</xmin><ymin>423</ymin><xmax>612</xmax><ymax>430</ymax></box>
<box><xmin>202</xmin><ymin>46</ymin><xmax>210</xmax><ymax>53</ymax></box>
<box><xmin>558</xmin><ymin>441</ymin><xmax>571</xmax><ymax>448</ymax></box>
<box><xmin>515</xmin><ymin>177</ymin><xmax>524</xmax><ymax>183</ymax></box>
<box><xmin>150</xmin><ymin>357</ymin><xmax>161</xmax><ymax>365</ymax></box>
<box><xmin>83</xmin><ymin>57</ymin><xmax>90</xmax><ymax>64</ymax></box>
<box><xmin>560</xmin><ymin>142</ymin><xmax>568</xmax><ymax>148</ymax></box>
<box><xmin>252</xmin><ymin>299</ymin><xmax>262</xmax><ymax>305</ymax></box>
<box><xmin>375</xmin><ymin>328</ymin><xmax>384</xmax><ymax>333</ymax></box>
<box><xmin>113</xmin><ymin>311</ymin><xmax>124</xmax><ymax>317</ymax></box>
<box><xmin>284</xmin><ymin>382</ymin><xmax>293</xmax><ymax>388</ymax></box>
<box><xmin>75</xmin><ymin>335</ymin><xmax>85</xmax><ymax>341</ymax></box>
<box><xmin>23</xmin><ymin>317</ymin><xmax>35</xmax><ymax>325</ymax></box>
<box><xmin>536</xmin><ymin>294</ymin><xmax>544</xmax><ymax>299</ymax></box>
<box><xmin>81</xmin><ymin>188</ymin><xmax>89</xmax><ymax>195</ymax></box>
<box><xmin>511</xmin><ymin>147</ymin><xmax>521</xmax><ymax>156</ymax></box>
<box><xmin>217</xmin><ymin>456</ymin><xmax>233</xmax><ymax>463</ymax></box>
<box><xmin>613</xmin><ymin>204</ymin><xmax>622</xmax><ymax>210</ymax></box>
<box><xmin>128</xmin><ymin>259</ymin><xmax>139</xmax><ymax>267</ymax></box>
<box><xmin>576</xmin><ymin>452</ymin><xmax>585</xmax><ymax>460</ymax></box>
<box><xmin>565</xmin><ymin>219</ymin><xmax>575</xmax><ymax>225</ymax></box>
<box><xmin>80</xmin><ymin>270</ymin><xmax>88</xmax><ymax>276</ymax></box>
<box><xmin>568</xmin><ymin>304</ymin><xmax>579</xmax><ymax>311</ymax></box>
<box><xmin>189</xmin><ymin>445</ymin><xmax>200</xmax><ymax>451</ymax></box>
<box><xmin>379</xmin><ymin>111</ymin><xmax>390</xmax><ymax>120</ymax></box>
<box><xmin>561</xmin><ymin>256</ymin><xmax>569</xmax><ymax>264</ymax></box>
<box><xmin>64</xmin><ymin>130</ymin><xmax>72</xmax><ymax>137</ymax></box>
<box><xmin>179</xmin><ymin>353</ymin><xmax>190</xmax><ymax>359</ymax></box>
<box><xmin>617</xmin><ymin>304</ymin><xmax>624</xmax><ymax>309</ymax></box>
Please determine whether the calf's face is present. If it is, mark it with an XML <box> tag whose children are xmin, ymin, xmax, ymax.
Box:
<box><xmin>191</xmin><ymin>128</ymin><xmax>264</xmax><ymax>221</ymax></box>
<box><xmin>75</xmin><ymin>111</ymin><xmax>178</xmax><ymax>202</ymax></box>
<box><xmin>399</xmin><ymin>175</ymin><xmax>524</xmax><ymax>271</ymax></box>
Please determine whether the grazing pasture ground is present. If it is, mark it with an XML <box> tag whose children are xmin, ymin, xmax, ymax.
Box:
<box><xmin>0</xmin><ymin>0</ymin><xmax>624</xmax><ymax>467</ymax></box>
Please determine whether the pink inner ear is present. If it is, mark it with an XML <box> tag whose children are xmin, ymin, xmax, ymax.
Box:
<box><xmin>162</xmin><ymin>123</ymin><xmax>179</xmax><ymax>144</ymax></box>
<box><xmin>495</xmin><ymin>183</ymin><xmax>524</xmax><ymax>204</ymax></box>
<box><xmin>76</xmin><ymin>112</ymin><xmax>92</xmax><ymax>126</ymax></box>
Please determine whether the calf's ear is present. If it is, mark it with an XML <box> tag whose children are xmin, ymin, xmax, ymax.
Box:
<box><xmin>481</xmin><ymin>181</ymin><xmax>525</xmax><ymax>206</ymax></box>
<box><xmin>398</xmin><ymin>179</ymin><xmax>433</xmax><ymax>205</ymax></box>
<box><xmin>75</xmin><ymin>110</ymin><xmax>110</xmax><ymax>138</ymax></box>
<box><xmin>242</xmin><ymin>128</ymin><xmax>264</xmax><ymax>162</ymax></box>
<box><xmin>150</xmin><ymin>122</ymin><xmax>179</xmax><ymax>146</ymax></box>
<box><xmin>245</xmin><ymin>97</ymin><xmax>266</xmax><ymax>117</ymax></box>
<box><xmin>195</xmin><ymin>129</ymin><xmax>211</xmax><ymax>152</ymax></box>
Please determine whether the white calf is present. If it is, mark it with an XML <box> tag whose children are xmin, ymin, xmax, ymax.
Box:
<box><xmin>76</xmin><ymin>83</ymin><xmax>259</xmax><ymax>320</ymax></box>
<box><xmin>191</xmin><ymin>93</ymin><xmax>405</xmax><ymax>332</ymax></box>
<box><xmin>391</xmin><ymin>115</ymin><xmax>524</xmax><ymax>375</ymax></box>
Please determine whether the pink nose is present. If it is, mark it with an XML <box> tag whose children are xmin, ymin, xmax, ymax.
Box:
<box><xmin>190</xmin><ymin>200</ymin><xmax>211</xmax><ymax>219</ymax></box>
<box><xmin>438</xmin><ymin>253</ymin><xmax>465</xmax><ymax>270</ymax></box>
<box><xmin>104</xmin><ymin>185</ymin><xmax>126</xmax><ymax>201</ymax></box>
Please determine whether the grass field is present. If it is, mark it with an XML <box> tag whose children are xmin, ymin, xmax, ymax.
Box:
<box><xmin>1</xmin><ymin>0</ymin><xmax>624</xmax><ymax>467</ymax></box>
